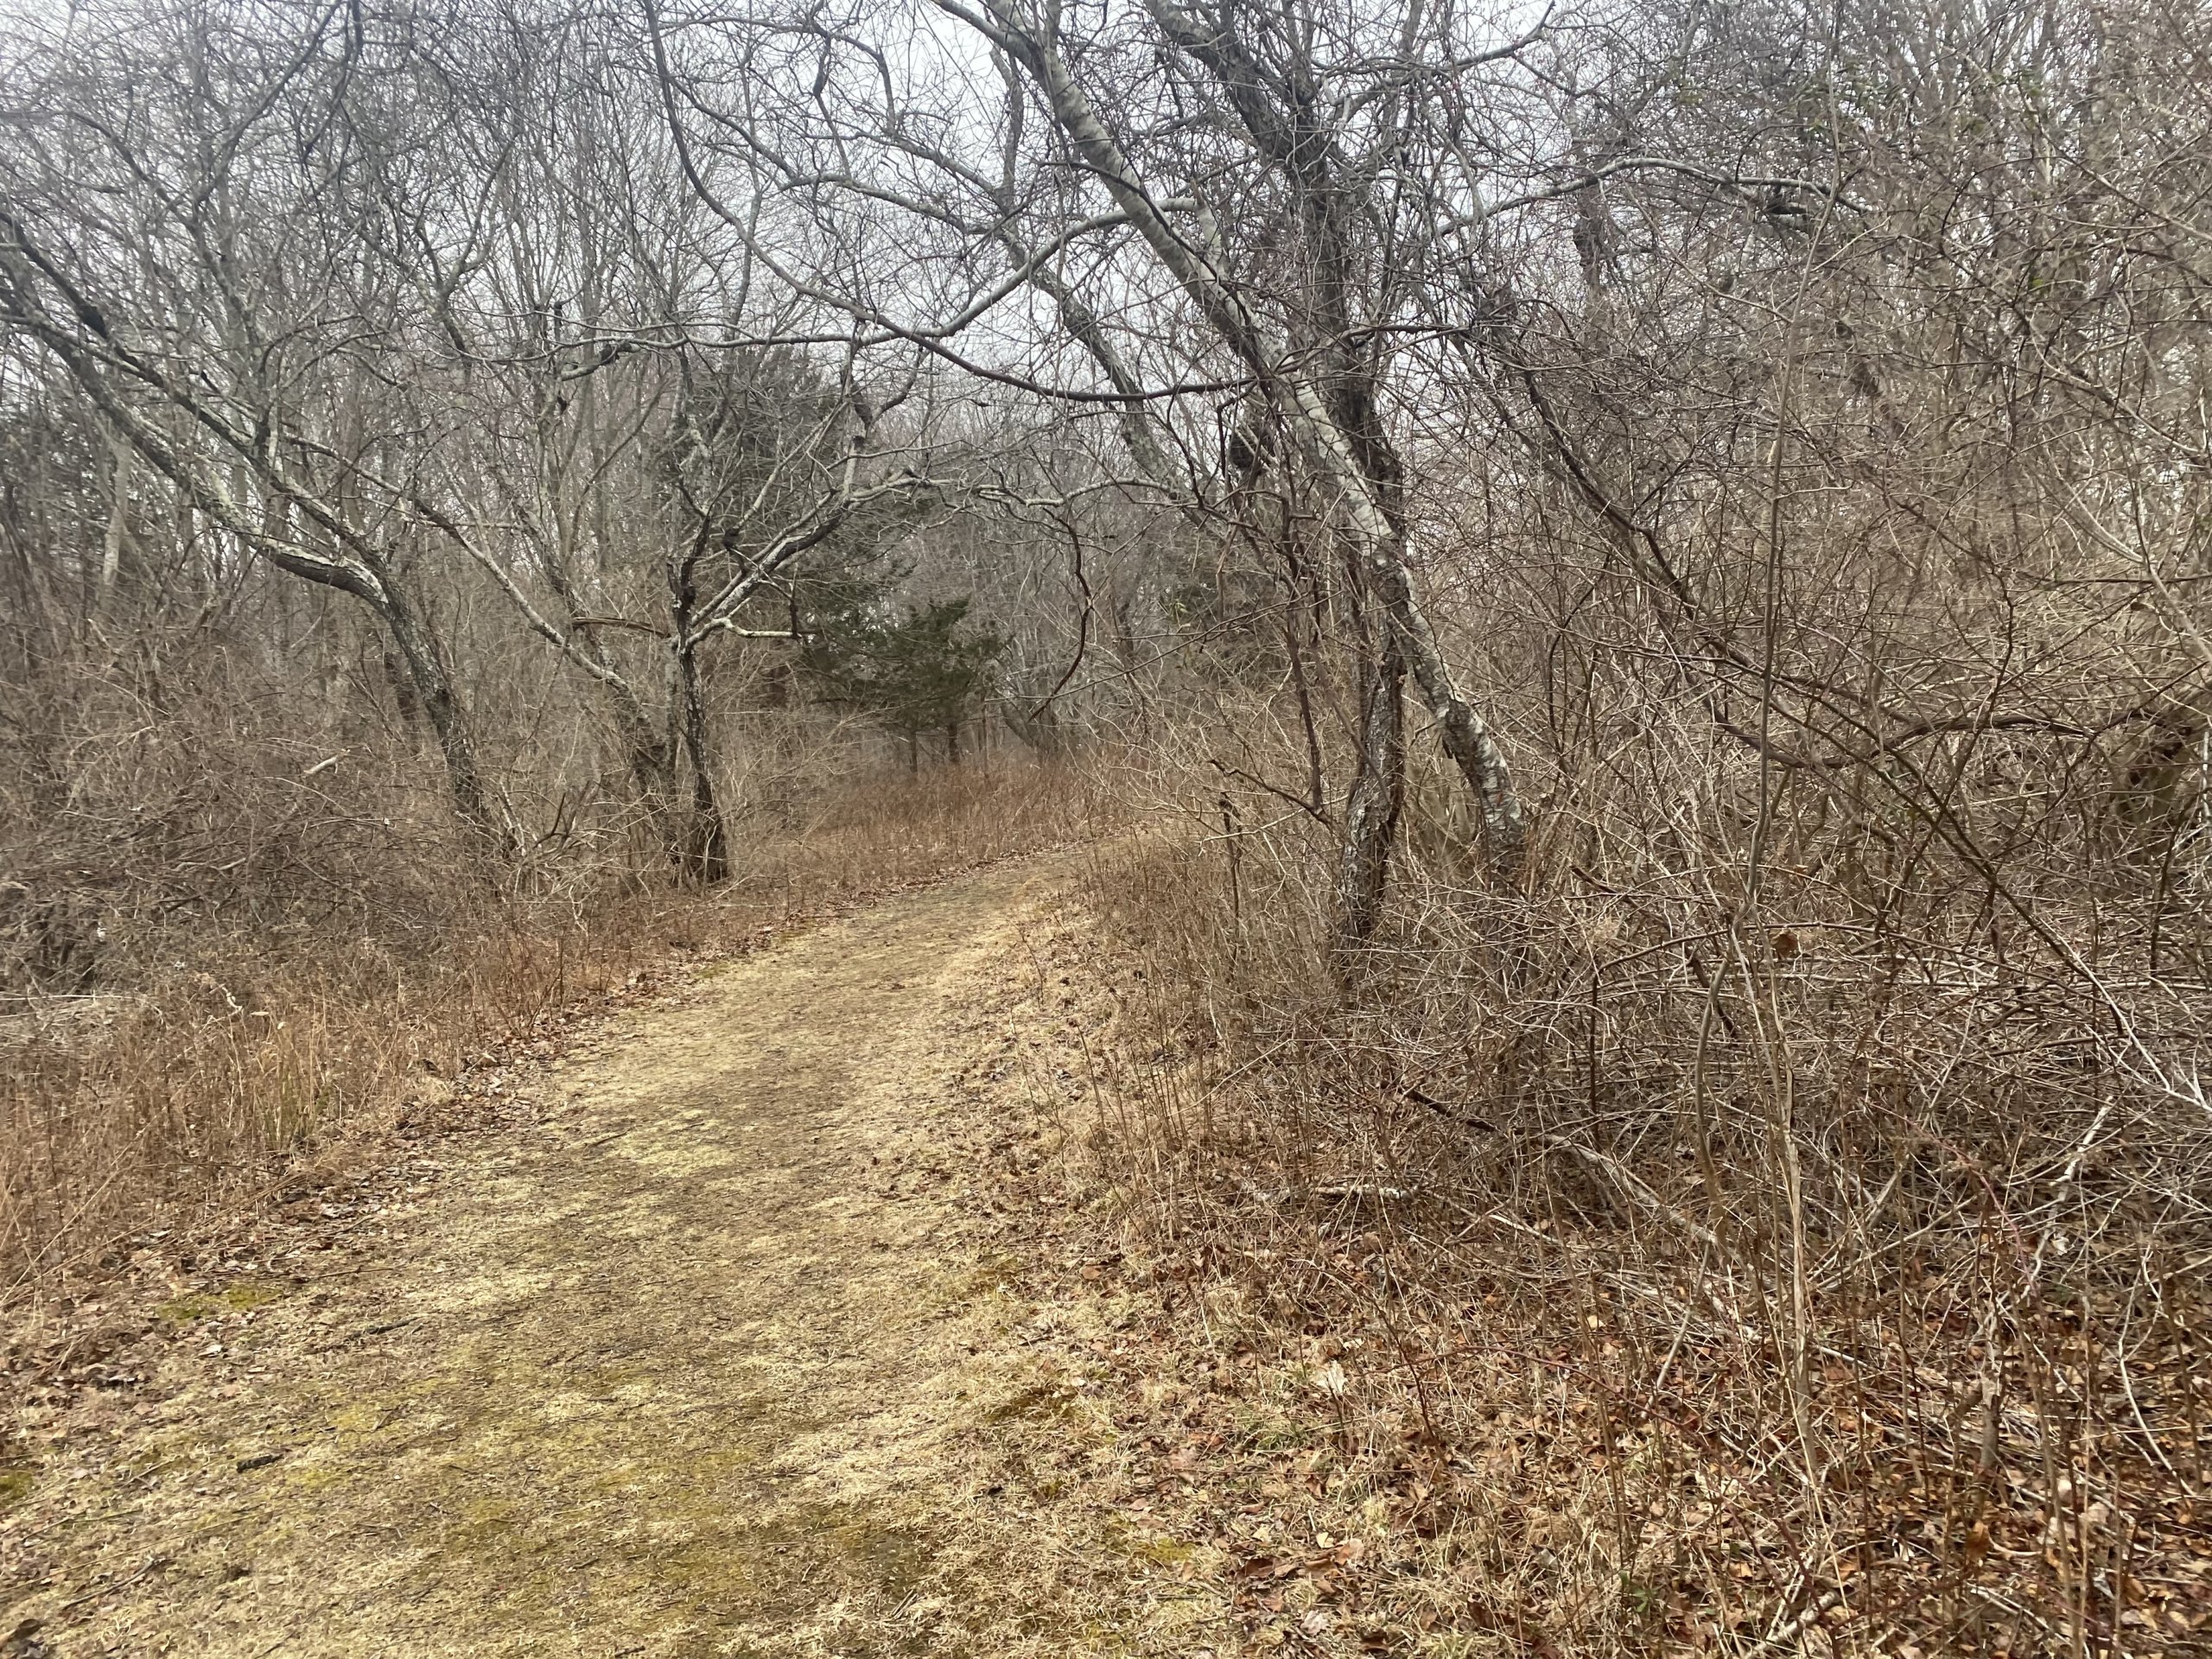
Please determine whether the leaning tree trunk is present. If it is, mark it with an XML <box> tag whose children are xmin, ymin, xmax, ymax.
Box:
<box><xmin>977</xmin><ymin>6</ymin><xmax>1528</xmax><ymax>880</ymax></box>
<box><xmin>0</xmin><ymin>227</ymin><xmax>510</xmax><ymax>855</ymax></box>
<box><xmin>374</xmin><ymin>577</ymin><xmax>503</xmax><ymax>850</ymax></box>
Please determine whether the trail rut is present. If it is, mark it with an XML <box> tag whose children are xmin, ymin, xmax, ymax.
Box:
<box><xmin>2</xmin><ymin>859</ymin><xmax>1141</xmax><ymax>1656</ymax></box>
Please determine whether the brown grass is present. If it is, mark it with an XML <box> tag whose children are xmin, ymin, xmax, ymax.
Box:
<box><xmin>1</xmin><ymin>758</ymin><xmax>1098</xmax><ymax>1303</ymax></box>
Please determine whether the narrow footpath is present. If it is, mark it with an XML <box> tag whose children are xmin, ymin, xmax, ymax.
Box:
<box><xmin>3</xmin><ymin>860</ymin><xmax>1154</xmax><ymax>1657</ymax></box>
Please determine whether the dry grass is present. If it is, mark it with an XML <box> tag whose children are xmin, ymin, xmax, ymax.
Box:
<box><xmin>1064</xmin><ymin>748</ymin><xmax>2212</xmax><ymax>1657</ymax></box>
<box><xmin>0</xmin><ymin>755</ymin><xmax>1097</xmax><ymax>1302</ymax></box>
<box><xmin>3</xmin><ymin>861</ymin><xmax>1149</xmax><ymax>1656</ymax></box>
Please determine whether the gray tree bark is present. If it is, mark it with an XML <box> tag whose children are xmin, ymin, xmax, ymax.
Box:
<box><xmin>1337</xmin><ymin>632</ymin><xmax>1406</xmax><ymax>943</ymax></box>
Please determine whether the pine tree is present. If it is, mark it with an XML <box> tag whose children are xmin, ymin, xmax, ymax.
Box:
<box><xmin>800</xmin><ymin>597</ymin><xmax>1003</xmax><ymax>769</ymax></box>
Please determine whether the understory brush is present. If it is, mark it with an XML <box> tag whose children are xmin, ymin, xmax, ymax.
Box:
<box><xmin>1075</xmin><ymin>748</ymin><xmax>2212</xmax><ymax>1657</ymax></box>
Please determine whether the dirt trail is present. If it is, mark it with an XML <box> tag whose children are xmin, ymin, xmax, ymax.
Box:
<box><xmin>2</xmin><ymin>859</ymin><xmax>1148</xmax><ymax>1657</ymax></box>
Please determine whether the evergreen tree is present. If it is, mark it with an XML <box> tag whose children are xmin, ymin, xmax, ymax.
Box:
<box><xmin>800</xmin><ymin>597</ymin><xmax>1003</xmax><ymax>768</ymax></box>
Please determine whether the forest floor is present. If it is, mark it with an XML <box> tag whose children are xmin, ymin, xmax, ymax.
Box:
<box><xmin>0</xmin><ymin>855</ymin><xmax>1232</xmax><ymax>1657</ymax></box>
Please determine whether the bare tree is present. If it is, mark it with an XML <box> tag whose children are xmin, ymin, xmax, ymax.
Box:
<box><xmin>0</xmin><ymin>0</ymin><xmax>508</xmax><ymax>838</ymax></box>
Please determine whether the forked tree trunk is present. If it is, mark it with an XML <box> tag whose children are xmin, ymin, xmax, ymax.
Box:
<box><xmin>1357</xmin><ymin>543</ymin><xmax>1526</xmax><ymax>877</ymax></box>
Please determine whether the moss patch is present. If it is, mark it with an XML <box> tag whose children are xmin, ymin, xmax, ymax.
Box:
<box><xmin>0</xmin><ymin>1459</ymin><xmax>35</xmax><ymax>1511</ymax></box>
<box><xmin>157</xmin><ymin>1277</ymin><xmax>287</xmax><ymax>1324</ymax></box>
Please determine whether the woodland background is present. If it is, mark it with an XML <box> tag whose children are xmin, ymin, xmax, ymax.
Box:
<box><xmin>5</xmin><ymin>0</ymin><xmax>2212</xmax><ymax>1647</ymax></box>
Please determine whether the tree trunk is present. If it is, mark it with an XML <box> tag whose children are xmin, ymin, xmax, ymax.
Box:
<box><xmin>607</xmin><ymin>687</ymin><xmax>680</xmax><ymax>865</ymax></box>
<box><xmin>672</xmin><ymin>643</ymin><xmax>728</xmax><ymax>884</ymax></box>
<box><xmin>0</xmin><ymin>244</ymin><xmax>509</xmax><ymax>852</ymax></box>
<box><xmin>1337</xmin><ymin>632</ymin><xmax>1405</xmax><ymax>944</ymax></box>
<box><xmin>99</xmin><ymin>432</ymin><xmax>130</xmax><ymax>604</ymax></box>
<box><xmin>1361</xmin><ymin>545</ymin><xmax>1527</xmax><ymax>878</ymax></box>
<box><xmin>377</xmin><ymin>581</ymin><xmax>502</xmax><ymax>851</ymax></box>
